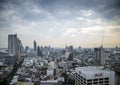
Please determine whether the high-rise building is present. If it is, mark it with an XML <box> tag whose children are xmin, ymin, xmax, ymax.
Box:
<box><xmin>8</xmin><ymin>34</ymin><xmax>18</xmax><ymax>55</ymax></box>
<box><xmin>98</xmin><ymin>45</ymin><xmax>105</xmax><ymax>66</ymax></box>
<box><xmin>34</xmin><ymin>40</ymin><xmax>37</xmax><ymax>51</ymax></box>
<box><xmin>37</xmin><ymin>46</ymin><xmax>43</xmax><ymax>57</ymax></box>
<box><xmin>94</xmin><ymin>48</ymin><xmax>99</xmax><ymax>61</ymax></box>
<box><xmin>100</xmin><ymin>45</ymin><xmax>105</xmax><ymax>66</ymax></box>
<box><xmin>8</xmin><ymin>34</ymin><xmax>24</xmax><ymax>55</ymax></box>
<box><xmin>69</xmin><ymin>45</ymin><xmax>73</xmax><ymax>52</ymax></box>
<box><xmin>17</xmin><ymin>38</ymin><xmax>24</xmax><ymax>54</ymax></box>
<box><xmin>25</xmin><ymin>46</ymin><xmax>29</xmax><ymax>53</ymax></box>
<box><xmin>94</xmin><ymin>46</ymin><xmax>105</xmax><ymax>66</ymax></box>
<box><xmin>75</xmin><ymin>66</ymin><xmax>115</xmax><ymax>85</ymax></box>
<box><xmin>65</xmin><ymin>45</ymin><xmax>73</xmax><ymax>52</ymax></box>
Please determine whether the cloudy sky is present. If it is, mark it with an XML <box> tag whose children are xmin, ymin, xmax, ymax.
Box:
<box><xmin>0</xmin><ymin>0</ymin><xmax>120</xmax><ymax>48</ymax></box>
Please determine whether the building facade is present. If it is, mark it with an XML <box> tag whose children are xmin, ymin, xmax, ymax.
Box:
<box><xmin>75</xmin><ymin>66</ymin><xmax>115</xmax><ymax>85</ymax></box>
<box><xmin>4</xmin><ymin>55</ymin><xmax>16</xmax><ymax>66</ymax></box>
<box><xmin>8</xmin><ymin>34</ymin><xmax>18</xmax><ymax>55</ymax></box>
<box><xmin>8</xmin><ymin>34</ymin><xmax>24</xmax><ymax>55</ymax></box>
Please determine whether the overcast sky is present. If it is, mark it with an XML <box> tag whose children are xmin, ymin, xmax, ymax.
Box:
<box><xmin>0</xmin><ymin>0</ymin><xmax>120</xmax><ymax>48</ymax></box>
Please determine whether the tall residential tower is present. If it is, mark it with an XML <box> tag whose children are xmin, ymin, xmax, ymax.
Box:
<box><xmin>8</xmin><ymin>34</ymin><xmax>24</xmax><ymax>55</ymax></box>
<box><xmin>34</xmin><ymin>40</ymin><xmax>37</xmax><ymax>51</ymax></box>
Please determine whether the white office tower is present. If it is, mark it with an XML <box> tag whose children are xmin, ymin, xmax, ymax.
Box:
<box><xmin>75</xmin><ymin>66</ymin><xmax>115</xmax><ymax>85</ymax></box>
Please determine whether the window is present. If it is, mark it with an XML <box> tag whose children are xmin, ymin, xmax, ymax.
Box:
<box><xmin>99</xmin><ymin>78</ymin><xmax>103</xmax><ymax>80</ymax></box>
<box><xmin>99</xmin><ymin>81</ymin><xmax>103</xmax><ymax>84</ymax></box>
<box><xmin>93</xmin><ymin>82</ymin><xmax>98</xmax><ymax>84</ymax></box>
<box><xmin>105</xmin><ymin>84</ymin><xmax>109</xmax><ymax>85</ymax></box>
<box><xmin>93</xmin><ymin>79</ymin><xmax>98</xmax><ymax>81</ymax></box>
<box><xmin>87</xmin><ymin>79</ymin><xmax>92</xmax><ymax>82</ymax></box>
<box><xmin>105</xmin><ymin>77</ymin><xmax>109</xmax><ymax>80</ymax></box>
<box><xmin>105</xmin><ymin>81</ymin><xmax>109</xmax><ymax>83</ymax></box>
<box><xmin>87</xmin><ymin>83</ymin><xmax>92</xmax><ymax>85</ymax></box>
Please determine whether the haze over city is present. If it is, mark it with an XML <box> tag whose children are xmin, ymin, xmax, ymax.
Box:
<box><xmin>0</xmin><ymin>0</ymin><xmax>120</xmax><ymax>48</ymax></box>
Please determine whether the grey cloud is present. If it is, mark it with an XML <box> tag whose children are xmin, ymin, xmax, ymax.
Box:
<box><xmin>94</xmin><ymin>0</ymin><xmax>120</xmax><ymax>20</ymax></box>
<box><xmin>0</xmin><ymin>0</ymin><xmax>120</xmax><ymax>20</ymax></box>
<box><xmin>0</xmin><ymin>0</ymin><xmax>120</xmax><ymax>31</ymax></box>
<box><xmin>111</xmin><ymin>27</ymin><xmax>120</xmax><ymax>33</ymax></box>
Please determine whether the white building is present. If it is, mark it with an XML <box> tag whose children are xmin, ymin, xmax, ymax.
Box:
<box><xmin>49</xmin><ymin>61</ymin><xmax>58</xmax><ymax>69</ymax></box>
<box><xmin>47</xmin><ymin>66</ymin><xmax>54</xmax><ymax>76</ymax></box>
<box><xmin>75</xmin><ymin>66</ymin><xmax>115</xmax><ymax>85</ymax></box>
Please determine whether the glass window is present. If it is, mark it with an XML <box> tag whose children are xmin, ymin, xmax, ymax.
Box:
<box><xmin>87</xmin><ymin>79</ymin><xmax>92</xmax><ymax>82</ymax></box>
<box><xmin>93</xmin><ymin>82</ymin><xmax>98</xmax><ymax>84</ymax></box>
<box><xmin>105</xmin><ymin>81</ymin><xmax>109</xmax><ymax>83</ymax></box>
<box><xmin>93</xmin><ymin>79</ymin><xmax>98</xmax><ymax>81</ymax></box>
<box><xmin>99</xmin><ymin>78</ymin><xmax>103</xmax><ymax>80</ymax></box>
<box><xmin>105</xmin><ymin>84</ymin><xmax>109</xmax><ymax>85</ymax></box>
<box><xmin>105</xmin><ymin>77</ymin><xmax>109</xmax><ymax>80</ymax></box>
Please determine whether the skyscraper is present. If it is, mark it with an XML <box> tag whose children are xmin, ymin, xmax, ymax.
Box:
<box><xmin>37</xmin><ymin>46</ymin><xmax>43</xmax><ymax>57</ymax></box>
<box><xmin>8</xmin><ymin>34</ymin><xmax>24</xmax><ymax>55</ymax></box>
<box><xmin>94</xmin><ymin>48</ymin><xmax>99</xmax><ymax>61</ymax></box>
<box><xmin>94</xmin><ymin>46</ymin><xmax>105</xmax><ymax>66</ymax></box>
<box><xmin>100</xmin><ymin>45</ymin><xmax>105</xmax><ymax>66</ymax></box>
<box><xmin>34</xmin><ymin>40</ymin><xmax>37</xmax><ymax>51</ymax></box>
<box><xmin>8</xmin><ymin>34</ymin><xmax>18</xmax><ymax>55</ymax></box>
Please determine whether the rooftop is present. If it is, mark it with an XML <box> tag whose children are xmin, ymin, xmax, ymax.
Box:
<box><xmin>75</xmin><ymin>66</ymin><xmax>113</xmax><ymax>75</ymax></box>
<box><xmin>17</xmin><ymin>82</ymin><xmax>34</xmax><ymax>85</ymax></box>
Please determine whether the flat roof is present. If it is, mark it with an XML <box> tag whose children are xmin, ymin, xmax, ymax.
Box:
<box><xmin>17</xmin><ymin>82</ymin><xmax>34</xmax><ymax>85</ymax></box>
<box><xmin>40</xmin><ymin>80</ymin><xmax>58</xmax><ymax>83</ymax></box>
<box><xmin>75</xmin><ymin>66</ymin><xmax>114</xmax><ymax>79</ymax></box>
<box><xmin>76</xmin><ymin>66</ymin><xmax>110</xmax><ymax>74</ymax></box>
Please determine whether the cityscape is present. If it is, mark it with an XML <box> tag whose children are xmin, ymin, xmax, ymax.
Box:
<box><xmin>0</xmin><ymin>0</ymin><xmax>120</xmax><ymax>85</ymax></box>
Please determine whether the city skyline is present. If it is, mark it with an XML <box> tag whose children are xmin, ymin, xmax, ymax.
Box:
<box><xmin>0</xmin><ymin>0</ymin><xmax>120</xmax><ymax>48</ymax></box>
